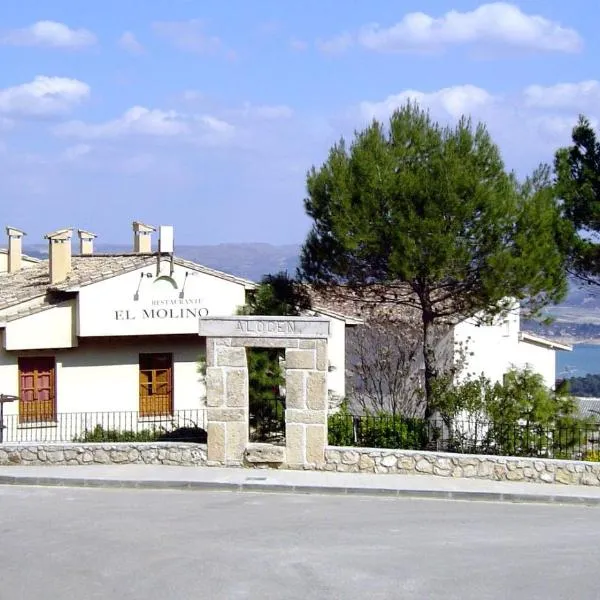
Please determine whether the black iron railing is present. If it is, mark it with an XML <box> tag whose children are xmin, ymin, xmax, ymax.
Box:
<box><xmin>0</xmin><ymin>409</ymin><xmax>208</xmax><ymax>444</ymax></box>
<box><xmin>328</xmin><ymin>413</ymin><xmax>600</xmax><ymax>461</ymax></box>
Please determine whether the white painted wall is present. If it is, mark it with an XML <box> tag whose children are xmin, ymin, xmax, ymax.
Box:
<box><xmin>78</xmin><ymin>260</ymin><xmax>248</xmax><ymax>337</ymax></box>
<box><xmin>454</xmin><ymin>308</ymin><xmax>521</xmax><ymax>384</ymax></box>
<box><xmin>0</xmin><ymin>336</ymin><xmax>208</xmax><ymax>440</ymax></box>
<box><xmin>453</xmin><ymin>307</ymin><xmax>558</xmax><ymax>388</ymax></box>
<box><xmin>0</xmin><ymin>258</ymin><xmax>349</xmax><ymax>420</ymax></box>
<box><xmin>0</xmin><ymin>336</ymin><xmax>206</xmax><ymax>416</ymax></box>
<box><xmin>324</xmin><ymin>315</ymin><xmax>347</xmax><ymax>400</ymax></box>
<box><xmin>4</xmin><ymin>301</ymin><xmax>77</xmax><ymax>350</ymax></box>
<box><xmin>514</xmin><ymin>339</ymin><xmax>557</xmax><ymax>389</ymax></box>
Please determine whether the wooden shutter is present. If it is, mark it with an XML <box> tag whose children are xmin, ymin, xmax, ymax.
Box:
<box><xmin>18</xmin><ymin>357</ymin><xmax>56</xmax><ymax>423</ymax></box>
<box><xmin>139</xmin><ymin>353</ymin><xmax>173</xmax><ymax>416</ymax></box>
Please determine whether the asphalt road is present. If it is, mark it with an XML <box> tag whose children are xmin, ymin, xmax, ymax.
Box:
<box><xmin>1</xmin><ymin>486</ymin><xmax>599</xmax><ymax>600</ymax></box>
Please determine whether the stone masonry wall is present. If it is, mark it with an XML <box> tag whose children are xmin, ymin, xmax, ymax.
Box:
<box><xmin>321</xmin><ymin>446</ymin><xmax>600</xmax><ymax>486</ymax></box>
<box><xmin>0</xmin><ymin>443</ymin><xmax>207</xmax><ymax>466</ymax></box>
<box><xmin>3</xmin><ymin>442</ymin><xmax>600</xmax><ymax>486</ymax></box>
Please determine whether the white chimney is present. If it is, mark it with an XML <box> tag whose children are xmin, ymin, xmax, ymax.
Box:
<box><xmin>6</xmin><ymin>227</ymin><xmax>25</xmax><ymax>273</ymax></box>
<box><xmin>77</xmin><ymin>229</ymin><xmax>96</xmax><ymax>255</ymax></box>
<box><xmin>132</xmin><ymin>221</ymin><xmax>155</xmax><ymax>254</ymax></box>
<box><xmin>159</xmin><ymin>225</ymin><xmax>174</xmax><ymax>254</ymax></box>
<box><xmin>45</xmin><ymin>228</ymin><xmax>73</xmax><ymax>284</ymax></box>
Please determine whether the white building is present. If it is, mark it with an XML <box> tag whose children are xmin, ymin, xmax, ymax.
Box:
<box><xmin>0</xmin><ymin>224</ymin><xmax>357</xmax><ymax>435</ymax></box>
<box><xmin>454</xmin><ymin>307</ymin><xmax>572</xmax><ymax>388</ymax></box>
<box><xmin>0</xmin><ymin>222</ymin><xmax>570</xmax><ymax>439</ymax></box>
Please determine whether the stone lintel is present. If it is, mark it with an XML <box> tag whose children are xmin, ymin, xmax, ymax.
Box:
<box><xmin>199</xmin><ymin>316</ymin><xmax>330</xmax><ymax>339</ymax></box>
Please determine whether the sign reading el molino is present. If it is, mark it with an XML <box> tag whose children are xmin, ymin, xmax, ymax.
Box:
<box><xmin>114</xmin><ymin>298</ymin><xmax>209</xmax><ymax>321</ymax></box>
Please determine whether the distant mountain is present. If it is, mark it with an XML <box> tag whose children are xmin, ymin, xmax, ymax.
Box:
<box><xmin>24</xmin><ymin>242</ymin><xmax>301</xmax><ymax>283</ymax></box>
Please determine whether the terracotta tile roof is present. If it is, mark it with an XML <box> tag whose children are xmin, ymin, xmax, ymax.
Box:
<box><xmin>0</xmin><ymin>253</ymin><xmax>256</xmax><ymax>315</ymax></box>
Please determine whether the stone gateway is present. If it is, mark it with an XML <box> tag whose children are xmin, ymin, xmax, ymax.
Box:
<box><xmin>201</xmin><ymin>316</ymin><xmax>329</xmax><ymax>468</ymax></box>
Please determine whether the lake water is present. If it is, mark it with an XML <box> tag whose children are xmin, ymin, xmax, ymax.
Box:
<box><xmin>557</xmin><ymin>344</ymin><xmax>600</xmax><ymax>378</ymax></box>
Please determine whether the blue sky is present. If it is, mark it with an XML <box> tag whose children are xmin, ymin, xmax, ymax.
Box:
<box><xmin>0</xmin><ymin>1</ymin><xmax>598</xmax><ymax>246</ymax></box>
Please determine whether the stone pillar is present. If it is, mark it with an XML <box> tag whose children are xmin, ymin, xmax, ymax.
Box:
<box><xmin>205</xmin><ymin>337</ymin><xmax>249</xmax><ymax>465</ymax></box>
<box><xmin>285</xmin><ymin>339</ymin><xmax>328</xmax><ymax>468</ymax></box>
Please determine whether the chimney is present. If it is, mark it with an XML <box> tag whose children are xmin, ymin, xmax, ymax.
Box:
<box><xmin>6</xmin><ymin>227</ymin><xmax>25</xmax><ymax>273</ymax></box>
<box><xmin>158</xmin><ymin>225</ymin><xmax>174</xmax><ymax>254</ymax></box>
<box><xmin>132</xmin><ymin>221</ymin><xmax>155</xmax><ymax>254</ymax></box>
<box><xmin>77</xmin><ymin>229</ymin><xmax>96</xmax><ymax>255</ymax></box>
<box><xmin>45</xmin><ymin>228</ymin><xmax>73</xmax><ymax>284</ymax></box>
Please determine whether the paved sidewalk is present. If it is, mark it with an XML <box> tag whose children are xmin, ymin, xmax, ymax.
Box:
<box><xmin>1</xmin><ymin>464</ymin><xmax>600</xmax><ymax>505</ymax></box>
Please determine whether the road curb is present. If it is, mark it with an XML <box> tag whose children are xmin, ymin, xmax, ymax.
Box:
<box><xmin>1</xmin><ymin>474</ymin><xmax>599</xmax><ymax>506</ymax></box>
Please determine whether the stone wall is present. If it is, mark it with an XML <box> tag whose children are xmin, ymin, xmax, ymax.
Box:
<box><xmin>0</xmin><ymin>443</ymin><xmax>207</xmax><ymax>466</ymax></box>
<box><xmin>321</xmin><ymin>447</ymin><xmax>600</xmax><ymax>486</ymax></box>
<box><xmin>3</xmin><ymin>442</ymin><xmax>600</xmax><ymax>486</ymax></box>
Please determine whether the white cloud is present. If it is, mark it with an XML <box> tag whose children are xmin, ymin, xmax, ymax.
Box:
<box><xmin>197</xmin><ymin>115</ymin><xmax>235</xmax><ymax>135</ymax></box>
<box><xmin>230</xmin><ymin>103</ymin><xmax>294</xmax><ymax>120</ymax></box>
<box><xmin>360</xmin><ymin>85</ymin><xmax>495</xmax><ymax>121</ymax></box>
<box><xmin>316</xmin><ymin>32</ymin><xmax>353</xmax><ymax>55</ymax></box>
<box><xmin>118</xmin><ymin>31</ymin><xmax>144</xmax><ymax>55</ymax></box>
<box><xmin>353</xmin><ymin>80</ymin><xmax>600</xmax><ymax>176</ymax></box>
<box><xmin>326</xmin><ymin>3</ymin><xmax>582</xmax><ymax>55</ymax></box>
<box><xmin>523</xmin><ymin>80</ymin><xmax>600</xmax><ymax>109</ymax></box>
<box><xmin>289</xmin><ymin>38</ymin><xmax>308</xmax><ymax>52</ymax></box>
<box><xmin>0</xmin><ymin>76</ymin><xmax>90</xmax><ymax>118</ymax></box>
<box><xmin>54</xmin><ymin>105</ymin><xmax>240</xmax><ymax>149</ymax></box>
<box><xmin>61</xmin><ymin>144</ymin><xmax>92</xmax><ymax>161</ymax></box>
<box><xmin>55</xmin><ymin>106</ymin><xmax>190</xmax><ymax>139</ymax></box>
<box><xmin>0</xmin><ymin>117</ymin><xmax>13</xmax><ymax>131</ymax></box>
<box><xmin>152</xmin><ymin>20</ymin><xmax>234</xmax><ymax>58</ymax></box>
<box><xmin>2</xmin><ymin>20</ymin><xmax>96</xmax><ymax>49</ymax></box>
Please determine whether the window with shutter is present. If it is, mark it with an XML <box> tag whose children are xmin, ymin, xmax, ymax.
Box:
<box><xmin>139</xmin><ymin>353</ymin><xmax>173</xmax><ymax>416</ymax></box>
<box><xmin>18</xmin><ymin>357</ymin><xmax>57</xmax><ymax>423</ymax></box>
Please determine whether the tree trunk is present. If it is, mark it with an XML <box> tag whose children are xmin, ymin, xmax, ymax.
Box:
<box><xmin>422</xmin><ymin>311</ymin><xmax>437</xmax><ymax>420</ymax></box>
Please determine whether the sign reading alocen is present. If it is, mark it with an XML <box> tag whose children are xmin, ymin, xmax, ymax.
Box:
<box><xmin>198</xmin><ymin>316</ymin><xmax>330</xmax><ymax>338</ymax></box>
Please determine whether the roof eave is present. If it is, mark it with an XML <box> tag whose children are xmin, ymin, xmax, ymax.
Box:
<box><xmin>519</xmin><ymin>332</ymin><xmax>573</xmax><ymax>352</ymax></box>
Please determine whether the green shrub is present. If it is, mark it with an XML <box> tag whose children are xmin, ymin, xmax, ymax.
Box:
<box><xmin>73</xmin><ymin>425</ymin><xmax>161</xmax><ymax>443</ymax></box>
<box><xmin>328</xmin><ymin>404</ymin><xmax>355</xmax><ymax>446</ymax></box>
<box><xmin>357</xmin><ymin>415</ymin><xmax>429</xmax><ymax>450</ymax></box>
<box><xmin>584</xmin><ymin>450</ymin><xmax>600</xmax><ymax>462</ymax></box>
<box><xmin>328</xmin><ymin>404</ymin><xmax>429</xmax><ymax>450</ymax></box>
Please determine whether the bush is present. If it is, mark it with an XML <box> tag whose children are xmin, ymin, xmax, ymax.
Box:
<box><xmin>73</xmin><ymin>425</ymin><xmax>161</xmax><ymax>443</ymax></box>
<box><xmin>328</xmin><ymin>405</ymin><xmax>355</xmax><ymax>446</ymax></box>
<box><xmin>328</xmin><ymin>404</ymin><xmax>429</xmax><ymax>449</ymax></box>
<box><xmin>584</xmin><ymin>450</ymin><xmax>600</xmax><ymax>462</ymax></box>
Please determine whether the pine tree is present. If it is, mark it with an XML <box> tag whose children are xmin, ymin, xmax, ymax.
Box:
<box><xmin>299</xmin><ymin>103</ymin><xmax>568</xmax><ymax>414</ymax></box>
